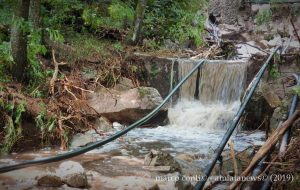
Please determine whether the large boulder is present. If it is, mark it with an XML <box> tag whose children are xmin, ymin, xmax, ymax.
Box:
<box><xmin>243</xmin><ymin>81</ymin><xmax>281</xmax><ymax>130</ymax></box>
<box><xmin>87</xmin><ymin>87</ymin><xmax>167</xmax><ymax>124</ymax></box>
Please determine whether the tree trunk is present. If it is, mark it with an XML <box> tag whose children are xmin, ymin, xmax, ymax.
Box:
<box><xmin>126</xmin><ymin>0</ymin><xmax>147</xmax><ymax>45</ymax></box>
<box><xmin>11</xmin><ymin>0</ymin><xmax>30</xmax><ymax>82</ymax></box>
<box><xmin>29</xmin><ymin>0</ymin><xmax>40</xmax><ymax>29</ymax></box>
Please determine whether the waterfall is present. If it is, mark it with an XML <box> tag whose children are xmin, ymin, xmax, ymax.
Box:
<box><xmin>179</xmin><ymin>60</ymin><xmax>247</xmax><ymax>103</ymax></box>
<box><xmin>170</xmin><ymin>60</ymin><xmax>247</xmax><ymax>130</ymax></box>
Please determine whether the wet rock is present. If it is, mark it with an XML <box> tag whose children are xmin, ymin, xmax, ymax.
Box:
<box><xmin>267</xmin><ymin>35</ymin><xmax>282</xmax><ymax>47</ymax></box>
<box><xmin>37</xmin><ymin>175</ymin><xmax>63</xmax><ymax>187</ymax></box>
<box><xmin>144</xmin><ymin>150</ymin><xmax>181</xmax><ymax>172</ymax></box>
<box><xmin>148</xmin><ymin>183</ymin><xmax>160</xmax><ymax>190</ymax></box>
<box><xmin>95</xmin><ymin>116</ymin><xmax>113</xmax><ymax>132</ymax></box>
<box><xmin>257</xmin><ymin>40</ymin><xmax>269</xmax><ymax>49</ymax></box>
<box><xmin>127</xmin><ymin>53</ymin><xmax>178</xmax><ymax>99</ymax></box>
<box><xmin>71</xmin><ymin>117</ymin><xmax>112</xmax><ymax>149</ymax></box>
<box><xmin>175</xmin><ymin>159</ymin><xmax>202</xmax><ymax>176</ymax></box>
<box><xmin>176</xmin><ymin>154</ymin><xmax>194</xmax><ymax>162</ymax></box>
<box><xmin>143</xmin><ymin>166</ymin><xmax>171</xmax><ymax>172</ymax></box>
<box><xmin>87</xmin><ymin>87</ymin><xmax>167</xmax><ymax>124</ymax></box>
<box><xmin>114</xmin><ymin>77</ymin><xmax>135</xmax><ymax>91</ymax></box>
<box><xmin>269</xmin><ymin>97</ymin><xmax>291</xmax><ymax>132</ymax></box>
<box><xmin>260</xmin><ymin>82</ymin><xmax>281</xmax><ymax>108</ymax></box>
<box><xmin>56</xmin><ymin>161</ymin><xmax>85</xmax><ymax>178</ymax></box>
<box><xmin>65</xmin><ymin>173</ymin><xmax>88</xmax><ymax>188</ymax></box>
<box><xmin>243</xmin><ymin>81</ymin><xmax>280</xmax><ymax>130</ymax></box>
<box><xmin>70</xmin><ymin>133</ymin><xmax>96</xmax><ymax>149</ymax></box>
<box><xmin>112</xmin><ymin>122</ymin><xmax>123</xmax><ymax>130</ymax></box>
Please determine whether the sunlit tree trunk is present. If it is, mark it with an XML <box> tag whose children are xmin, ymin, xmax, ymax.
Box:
<box><xmin>126</xmin><ymin>0</ymin><xmax>147</xmax><ymax>45</ymax></box>
<box><xmin>11</xmin><ymin>0</ymin><xmax>30</xmax><ymax>81</ymax></box>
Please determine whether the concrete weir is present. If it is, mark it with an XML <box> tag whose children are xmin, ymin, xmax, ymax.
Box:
<box><xmin>129</xmin><ymin>53</ymin><xmax>251</xmax><ymax>105</ymax></box>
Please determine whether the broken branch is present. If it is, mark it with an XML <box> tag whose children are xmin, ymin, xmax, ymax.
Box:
<box><xmin>229</xmin><ymin>110</ymin><xmax>300</xmax><ymax>190</ymax></box>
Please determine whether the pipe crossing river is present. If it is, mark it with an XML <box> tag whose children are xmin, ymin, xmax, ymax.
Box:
<box><xmin>194</xmin><ymin>47</ymin><xmax>280</xmax><ymax>190</ymax></box>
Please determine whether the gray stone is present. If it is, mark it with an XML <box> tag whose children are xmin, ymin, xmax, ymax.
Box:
<box><xmin>221</xmin><ymin>0</ymin><xmax>240</xmax><ymax>24</ymax></box>
<box><xmin>70</xmin><ymin>133</ymin><xmax>96</xmax><ymax>149</ymax></box>
<box><xmin>95</xmin><ymin>116</ymin><xmax>113</xmax><ymax>132</ymax></box>
<box><xmin>144</xmin><ymin>150</ymin><xmax>181</xmax><ymax>172</ymax></box>
<box><xmin>65</xmin><ymin>173</ymin><xmax>88</xmax><ymax>188</ymax></box>
<box><xmin>208</xmin><ymin>0</ymin><xmax>221</xmax><ymax>16</ymax></box>
<box><xmin>176</xmin><ymin>154</ymin><xmax>194</xmax><ymax>162</ymax></box>
<box><xmin>259</xmin><ymin>82</ymin><xmax>281</xmax><ymax>108</ymax></box>
<box><xmin>243</xmin><ymin>81</ymin><xmax>277</xmax><ymax>130</ymax></box>
<box><xmin>37</xmin><ymin>175</ymin><xmax>63</xmax><ymax>187</ymax></box>
<box><xmin>127</xmin><ymin>53</ymin><xmax>178</xmax><ymax>99</ymax></box>
<box><xmin>164</xmin><ymin>39</ymin><xmax>180</xmax><ymax>50</ymax></box>
<box><xmin>268</xmin><ymin>35</ymin><xmax>282</xmax><ymax>47</ymax></box>
<box><xmin>258</xmin><ymin>40</ymin><xmax>269</xmax><ymax>49</ymax></box>
<box><xmin>87</xmin><ymin>87</ymin><xmax>167</xmax><ymax>124</ymax></box>
<box><xmin>114</xmin><ymin>77</ymin><xmax>135</xmax><ymax>91</ymax></box>
<box><xmin>56</xmin><ymin>161</ymin><xmax>85</xmax><ymax>178</ymax></box>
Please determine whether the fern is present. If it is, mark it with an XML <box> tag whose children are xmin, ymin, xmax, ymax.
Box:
<box><xmin>35</xmin><ymin>103</ymin><xmax>57</xmax><ymax>145</ymax></box>
<box><xmin>1</xmin><ymin>102</ymin><xmax>26</xmax><ymax>153</ymax></box>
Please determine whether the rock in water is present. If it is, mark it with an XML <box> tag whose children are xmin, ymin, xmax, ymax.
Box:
<box><xmin>148</xmin><ymin>183</ymin><xmax>160</xmax><ymax>190</ymax></box>
<box><xmin>144</xmin><ymin>150</ymin><xmax>181</xmax><ymax>172</ymax></box>
<box><xmin>56</xmin><ymin>161</ymin><xmax>85</xmax><ymax>178</ymax></box>
<box><xmin>70</xmin><ymin>133</ymin><xmax>96</xmax><ymax>149</ymax></box>
<box><xmin>65</xmin><ymin>173</ymin><xmax>88</xmax><ymax>188</ymax></box>
<box><xmin>243</xmin><ymin>81</ymin><xmax>281</xmax><ymax>130</ymax></box>
<box><xmin>87</xmin><ymin>87</ymin><xmax>167</xmax><ymax>124</ymax></box>
<box><xmin>37</xmin><ymin>175</ymin><xmax>63</xmax><ymax>187</ymax></box>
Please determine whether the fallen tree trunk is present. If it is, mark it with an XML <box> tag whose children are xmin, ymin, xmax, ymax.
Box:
<box><xmin>229</xmin><ymin>110</ymin><xmax>300</xmax><ymax>190</ymax></box>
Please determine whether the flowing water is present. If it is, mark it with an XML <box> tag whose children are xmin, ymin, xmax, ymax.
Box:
<box><xmin>89</xmin><ymin>60</ymin><xmax>265</xmax><ymax>163</ymax></box>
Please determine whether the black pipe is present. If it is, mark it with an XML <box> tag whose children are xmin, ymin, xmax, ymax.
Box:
<box><xmin>279</xmin><ymin>74</ymin><xmax>300</xmax><ymax>156</ymax></box>
<box><xmin>194</xmin><ymin>47</ymin><xmax>280</xmax><ymax>190</ymax></box>
<box><xmin>261</xmin><ymin>176</ymin><xmax>272</xmax><ymax>190</ymax></box>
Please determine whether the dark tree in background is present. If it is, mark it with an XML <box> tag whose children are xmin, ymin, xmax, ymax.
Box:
<box><xmin>126</xmin><ymin>0</ymin><xmax>147</xmax><ymax>45</ymax></box>
<box><xmin>11</xmin><ymin>0</ymin><xmax>31</xmax><ymax>81</ymax></box>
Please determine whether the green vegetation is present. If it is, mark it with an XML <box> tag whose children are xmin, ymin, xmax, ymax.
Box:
<box><xmin>0</xmin><ymin>101</ymin><xmax>26</xmax><ymax>153</ymax></box>
<box><xmin>144</xmin><ymin>0</ymin><xmax>207</xmax><ymax>47</ymax></box>
<box><xmin>269</xmin><ymin>54</ymin><xmax>281</xmax><ymax>79</ymax></box>
<box><xmin>35</xmin><ymin>103</ymin><xmax>56</xmax><ymax>145</ymax></box>
<box><xmin>138</xmin><ymin>87</ymin><xmax>150</xmax><ymax>98</ymax></box>
<box><xmin>256</xmin><ymin>9</ymin><xmax>272</xmax><ymax>26</ymax></box>
<box><xmin>150</xmin><ymin>63</ymin><xmax>160</xmax><ymax>79</ymax></box>
<box><xmin>0</xmin><ymin>0</ymin><xmax>208</xmax><ymax>152</ymax></box>
<box><xmin>293</xmin><ymin>86</ymin><xmax>300</xmax><ymax>98</ymax></box>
